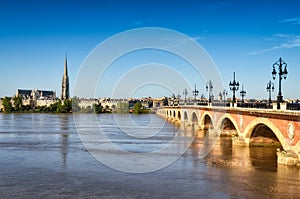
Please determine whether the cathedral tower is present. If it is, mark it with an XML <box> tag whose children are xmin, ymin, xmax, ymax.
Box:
<box><xmin>61</xmin><ymin>55</ymin><xmax>69</xmax><ymax>100</ymax></box>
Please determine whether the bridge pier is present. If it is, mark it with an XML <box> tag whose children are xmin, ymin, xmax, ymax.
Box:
<box><xmin>232</xmin><ymin>136</ymin><xmax>248</xmax><ymax>147</ymax></box>
<box><xmin>199</xmin><ymin>124</ymin><xmax>205</xmax><ymax>131</ymax></box>
<box><xmin>277</xmin><ymin>149</ymin><xmax>300</xmax><ymax>166</ymax></box>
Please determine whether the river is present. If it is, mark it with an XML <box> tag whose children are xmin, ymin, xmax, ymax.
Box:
<box><xmin>0</xmin><ymin>113</ymin><xmax>299</xmax><ymax>198</ymax></box>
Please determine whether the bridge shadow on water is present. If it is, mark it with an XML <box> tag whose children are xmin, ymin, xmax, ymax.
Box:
<box><xmin>188</xmin><ymin>127</ymin><xmax>279</xmax><ymax>172</ymax></box>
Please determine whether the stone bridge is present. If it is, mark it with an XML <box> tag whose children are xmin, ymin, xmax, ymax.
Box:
<box><xmin>156</xmin><ymin>106</ymin><xmax>300</xmax><ymax>166</ymax></box>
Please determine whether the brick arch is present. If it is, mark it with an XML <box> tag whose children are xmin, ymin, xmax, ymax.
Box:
<box><xmin>217</xmin><ymin>114</ymin><xmax>241</xmax><ymax>135</ymax></box>
<box><xmin>183</xmin><ymin>111</ymin><xmax>188</xmax><ymax>121</ymax></box>
<box><xmin>177</xmin><ymin>111</ymin><xmax>181</xmax><ymax>120</ymax></box>
<box><xmin>163</xmin><ymin>110</ymin><xmax>166</xmax><ymax>116</ymax></box>
<box><xmin>243</xmin><ymin>117</ymin><xmax>289</xmax><ymax>150</ymax></box>
<box><xmin>199</xmin><ymin>112</ymin><xmax>214</xmax><ymax>128</ymax></box>
<box><xmin>190</xmin><ymin>111</ymin><xmax>199</xmax><ymax>124</ymax></box>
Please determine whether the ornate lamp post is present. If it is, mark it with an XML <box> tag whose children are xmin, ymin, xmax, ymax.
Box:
<box><xmin>240</xmin><ymin>85</ymin><xmax>246</xmax><ymax>103</ymax></box>
<box><xmin>192</xmin><ymin>84</ymin><xmax>199</xmax><ymax>105</ymax></box>
<box><xmin>272</xmin><ymin>57</ymin><xmax>288</xmax><ymax>109</ymax></box>
<box><xmin>206</xmin><ymin>80</ymin><xmax>213</xmax><ymax>103</ymax></box>
<box><xmin>183</xmin><ymin>88</ymin><xmax>188</xmax><ymax>104</ymax></box>
<box><xmin>229</xmin><ymin>72</ymin><xmax>239</xmax><ymax>105</ymax></box>
<box><xmin>222</xmin><ymin>89</ymin><xmax>228</xmax><ymax>106</ymax></box>
<box><xmin>177</xmin><ymin>92</ymin><xmax>181</xmax><ymax>105</ymax></box>
<box><xmin>266</xmin><ymin>80</ymin><xmax>275</xmax><ymax>106</ymax></box>
<box><xmin>171</xmin><ymin>93</ymin><xmax>175</xmax><ymax>106</ymax></box>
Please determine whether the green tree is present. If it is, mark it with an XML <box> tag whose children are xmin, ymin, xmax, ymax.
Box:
<box><xmin>62</xmin><ymin>99</ymin><xmax>72</xmax><ymax>113</ymax></box>
<box><xmin>47</xmin><ymin>100</ymin><xmax>62</xmax><ymax>113</ymax></box>
<box><xmin>48</xmin><ymin>102</ymin><xmax>57</xmax><ymax>112</ymax></box>
<box><xmin>13</xmin><ymin>95</ymin><xmax>22</xmax><ymax>111</ymax></box>
<box><xmin>133</xmin><ymin>102</ymin><xmax>143</xmax><ymax>114</ymax></box>
<box><xmin>24</xmin><ymin>105</ymin><xmax>31</xmax><ymax>111</ymax></box>
<box><xmin>93</xmin><ymin>104</ymin><xmax>103</xmax><ymax>114</ymax></box>
<box><xmin>115</xmin><ymin>102</ymin><xmax>129</xmax><ymax>114</ymax></box>
<box><xmin>72</xmin><ymin>96</ymin><xmax>80</xmax><ymax>112</ymax></box>
<box><xmin>56</xmin><ymin>100</ymin><xmax>62</xmax><ymax>113</ymax></box>
<box><xmin>2</xmin><ymin>97</ymin><xmax>12</xmax><ymax>113</ymax></box>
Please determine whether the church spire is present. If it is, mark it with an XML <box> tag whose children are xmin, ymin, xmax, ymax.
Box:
<box><xmin>64</xmin><ymin>53</ymin><xmax>68</xmax><ymax>77</ymax></box>
<box><xmin>61</xmin><ymin>54</ymin><xmax>70</xmax><ymax>100</ymax></box>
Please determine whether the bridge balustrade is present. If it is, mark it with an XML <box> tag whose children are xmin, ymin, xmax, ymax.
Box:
<box><xmin>164</xmin><ymin>101</ymin><xmax>300</xmax><ymax>111</ymax></box>
<box><xmin>287</xmin><ymin>103</ymin><xmax>300</xmax><ymax>110</ymax></box>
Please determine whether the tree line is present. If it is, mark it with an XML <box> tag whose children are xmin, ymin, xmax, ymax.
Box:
<box><xmin>1</xmin><ymin>96</ymin><xmax>73</xmax><ymax>113</ymax></box>
<box><xmin>1</xmin><ymin>96</ymin><xmax>149</xmax><ymax>114</ymax></box>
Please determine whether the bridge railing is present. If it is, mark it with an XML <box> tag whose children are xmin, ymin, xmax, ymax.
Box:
<box><xmin>167</xmin><ymin>101</ymin><xmax>300</xmax><ymax>111</ymax></box>
<box><xmin>211</xmin><ymin>102</ymin><xmax>231</xmax><ymax>107</ymax></box>
<box><xmin>287</xmin><ymin>103</ymin><xmax>300</xmax><ymax>110</ymax></box>
<box><xmin>237</xmin><ymin>102</ymin><xmax>272</xmax><ymax>109</ymax></box>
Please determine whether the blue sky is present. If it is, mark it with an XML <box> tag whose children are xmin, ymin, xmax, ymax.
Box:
<box><xmin>1</xmin><ymin>0</ymin><xmax>300</xmax><ymax>99</ymax></box>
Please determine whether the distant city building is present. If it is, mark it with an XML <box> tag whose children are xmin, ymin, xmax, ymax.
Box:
<box><xmin>61</xmin><ymin>55</ymin><xmax>70</xmax><ymax>100</ymax></box>
<box><xmin>152</xmin><ymin>97</ymin><xmax>167</xmax><ymax>108</ymax></box>
<box><xmin>16</xmin><ymin>89</ymin><xmax>56</xmax><ymax>107</ymax></box>
<box><xmin>78</xmin><ymin>98</ymin><xmax>99</xmax><ymax>109</ymax></box>
<box><xmin>16</xmin><ymin>89</ymin><xmax>32</xmax><ymax>100</ymax></box>
<box><xmin>16</xmin><ymin>89</ymin><xmax>56</xmax><ymax>100</ymax></box>
<box><xmin>99</xmin><ymin>98</ymin><xmax>128</xmax><ymax>110</ymax></box>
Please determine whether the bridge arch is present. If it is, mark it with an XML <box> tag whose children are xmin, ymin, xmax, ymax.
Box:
<box><xmin>244</xmin><ymin>118</ymin><xmax>288</xmax><ymax>150</ymax></box>
<box><xmin>191</xmin><ymin>111</ymin><xmax>199</xmax><ymax>125</ymax></box>
<box><xmin>199</xmin><ymin>112</ymin><xmax>214</xmax><ymax>129</ymax></box>
<box><xmin>217</xmin><ymin>114</ymin><xmax>241</xmax><ymax>135</ymax></box>
<box><xmin>177</xmin><ymin>111</ymin><xmax>181</xmax><ymax>120</ymax></box>
<box><xmin>183</xmin><ymin>111</ymin><xmax>188</xmax><ymax>122</ymax></box>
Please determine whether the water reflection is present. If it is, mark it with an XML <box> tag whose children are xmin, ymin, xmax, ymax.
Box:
<box><xmin>191</xmin><ymin>129</ymin><xmax>279</xmax><ymax>172</ymax></box>
<box><xmin>59</xmin><ymin>115</ymin><xmax>71</xmax><ymax>166</ymax></box>
<box><xmin>250</xmin><ymin>147</ymin><xmax>277</xmax><ymax>172</ymax></box>
<box><xmin>189</xmin><ymin>130</ymin><xmax>286</xmax><ymax>198</ymax></box>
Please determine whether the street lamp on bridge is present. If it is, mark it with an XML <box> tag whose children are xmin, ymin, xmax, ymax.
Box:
<box><xmin>177</xmin><ymin>92</ymin><xmax>181</xmax><ymax>105</ymax></box>
<box><xmin>183</xmin><ymin>88</ymin><xmax>188</xmax><ymax>104</ymax></box>
<box><xmin>266</xmin><ymin>80</ymin><xmax>275</xmax><ymax>106</ymax></box>
<box><xmin>206</xmin><ymin>80</ymin><xmax>213</xmax><ymax>103</ymax></box>
<box><xmin>229</xmin><ymin>72</ymin><xmax>239</xmax><ymax>106</ymax></box>
<box><xmin>240</xmin><ymin>85</ymin><xmax>246</xmax><ymax>103</ymax></box>
<box><xmin>192</xmin><ymin>84</ymin><xmax>199</xmax><ymax>105</ymax></box>
<box><xmin>272</xmin><ymin>57</ymin><xmax>288</xmax><ymax>109</ymax></box>
<box><xmin>171</xmin><ymin>93</ymin><xmax>175</xmax><ymax>106</ymax></box>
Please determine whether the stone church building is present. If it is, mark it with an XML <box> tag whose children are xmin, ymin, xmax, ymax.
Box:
<box><xmin>16</xmin><ymin>56</ymin><xmax>70</xmax><ymax>107</ymax></box>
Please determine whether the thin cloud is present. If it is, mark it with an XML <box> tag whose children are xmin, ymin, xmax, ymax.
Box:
<box><xmin>246</xmin><ymin>34</ymin><xmax>300</xmax><ymax>55</ymax></box>
<box><xmin>280</xmin><ymin>17</ymin><xmax>300</xmax><ymax>24</ymax></box>
<box><xmin>273</xmin><ymin>33</ymin><xmax>293</xmax><ymax>38</ymax></box>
